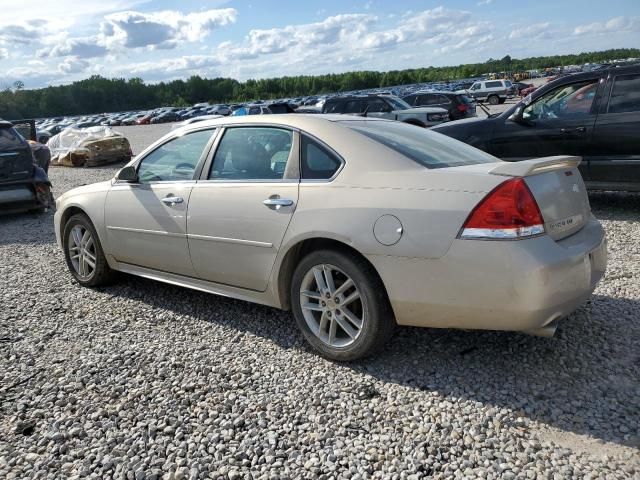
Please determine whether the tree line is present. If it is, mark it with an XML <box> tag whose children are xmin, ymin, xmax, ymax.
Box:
<box><xmin>1</xmin><ymin>48</ymin><xmax>637</xmax><ymax>119</ymax></box>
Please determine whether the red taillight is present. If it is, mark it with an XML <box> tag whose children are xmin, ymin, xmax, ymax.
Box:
<box><xmin>457</xmin><ymin>104</ymin><xmax>468</xmax><ymax>112</ymax></box>
<box><xmin>459</xmin><ymin>177</ymin><xmax>545</xmax><ymax>239</ymax></box>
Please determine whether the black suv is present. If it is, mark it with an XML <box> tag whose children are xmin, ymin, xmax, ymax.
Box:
<box><xmin>0</xmin><ymin>119</ymin><xmax>53</xmax><ymax>214</ymax></box>
<box><xmin>432</xmin><ymin>64</ymin><xmax>640</xmax><ymax>191</ymax></box>
<box><xmin>402</xmin><ymin>91</ymin><xmax>477</xmax><ymax>120</ymax></box>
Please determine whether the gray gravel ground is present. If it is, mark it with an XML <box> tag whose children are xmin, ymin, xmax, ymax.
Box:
<box><xmin>1</xmin><ymin>154</ymin><xmax>639</xmax><ymax>479</ymax></box>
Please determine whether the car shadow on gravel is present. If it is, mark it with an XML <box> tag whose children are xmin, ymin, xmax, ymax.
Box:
<box><xmin>589</xmin><ymin>191</ymin><xmax>640</xmax><ymax>220</ymax></box>
<box><xmin>0</xmin><ymin>210</ymin><xmax>56</xmax><ymax>245</ymax></box>
<box><xmin>353</xmin><ymin>294</ymin><xmax>640</xmax><ymax>450</ymax></box>
<box><xmin>106</xmin><ymin>274</ymin><xmax>639</xmax><ymax>449</ymax></box>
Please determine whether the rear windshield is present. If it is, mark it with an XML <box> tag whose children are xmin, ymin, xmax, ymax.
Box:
<box><xmin>458</xmin><ymin>95</ymin><xmax>474</xmax><ymax>104</ymax></box>
<box><xmin>0</xmin><ymin>126</ymin><xmax>25</xmax><ymax>149</ymax></box>
<box><xmin>344</xmin><ymin>121</ymin><xmax>499</xmax><ymax>169</ymax></box>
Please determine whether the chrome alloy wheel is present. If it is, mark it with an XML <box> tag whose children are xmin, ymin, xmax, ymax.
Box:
<box><xmin>299</xmin><ymin>264</ymin><xmax>365</xmax><ymax>347</ymax></box>
<box><xmin>68</xmin><ymin>225</ymin><xmax>97</xmax><ymax>280</ymax></box>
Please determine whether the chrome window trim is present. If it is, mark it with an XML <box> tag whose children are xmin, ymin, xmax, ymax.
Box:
<box><xmin>200</xmin><ymin>124</ymin><xmax>301</xmax><ymax>184</ymax></box>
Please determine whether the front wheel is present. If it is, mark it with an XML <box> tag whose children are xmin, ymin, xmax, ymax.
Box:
<box><xmin>62</xmin><ymin>213</ymin><xmax>116</xmax><ymax>287</ymax></box>
<box><xmin>291</xmin><ymin>250</ymin><xmax>395</xmax><ymax>361</ymax></box>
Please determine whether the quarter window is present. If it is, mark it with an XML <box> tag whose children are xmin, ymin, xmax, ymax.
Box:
<box><xmin>301</xmin><ymin>135</ymin><xmax>342</xmax><ymax>180</ymax></box>
<box><xmin>137</xmin><ymin>129</ymin><xmax>215</xmax><ymax>183</ymax></box>
<box><xmin>608</xmin><ymin>74</ymin><xmax>640</xmax><ymax>113</ymax></box>
<box><xmin>209</xmin><ymin>127</ymin><xmax>293</xmax><ymax>180</ymax></box>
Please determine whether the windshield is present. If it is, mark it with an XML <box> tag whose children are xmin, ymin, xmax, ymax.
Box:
<box><xmin>0</xmin><ymin>126</ymin><xmax>25</xmax><ymax>149</ymax></box>
<box><xmin>344</xmin><ymin>121</ymin><xmax>499</xmax><ymax>169</ymax></box>
<box><xmin>384</xmin><ymin>96</ymin><xmax>412</xmax><ymax>110</ymax></box>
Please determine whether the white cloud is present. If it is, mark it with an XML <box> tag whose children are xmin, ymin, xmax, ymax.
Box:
<box><xmin>58</xmin><ymin>57</ymin><xmax>90</xmax><ymax>74</ymax></box>
<box><xmin>477</xmin><ymin>0</ymin><xmax>493</xmax><ymax>5</ymax></box>
<box><xmin>99</xmin><ymin>8</ymin><xmax>237</xmax><ymax>50</ymax></box>
<box><xmin>39</xmin><ymin>37</ymin><xmax>109</xmax><ymax>59</ymax></box>
<box><xmin>509</xmin><ymin>22</ymin><xmax>552</xmax><ymax>40</ymax></box>
<box><xmin>0</xmin><ymin>47</ymin><xmax>7</xmax><ymax>60</ymax></box>
<box><xmin>106</xmin><ymin>55</ymin><xmax>222</xmax><ymax>80</ymax></box>
<box><xmin>574</xmin><ymin>16</ymin><xmax>640</xmax><ymax>36</ymax></box>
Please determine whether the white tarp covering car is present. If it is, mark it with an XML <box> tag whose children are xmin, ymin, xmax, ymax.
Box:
<box><xmin>49</xmin><ymin>127</ymin><xmax>132</xmax><ymax>167</ymax></box>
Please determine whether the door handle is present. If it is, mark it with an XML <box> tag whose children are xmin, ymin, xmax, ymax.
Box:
<box><xmin>560</xmin><ymin>127</ymin><xmax>586</xmax><ymax>134</ymax></box>
<box><xmin>263</xmin><ymin>198</ymin><xmax>294</xmax><ymax>209</ymax></box>
<box><xmin>161</xmin><ymin>195</ymin><xmax>183</xmax><ymax>206</ymax></box>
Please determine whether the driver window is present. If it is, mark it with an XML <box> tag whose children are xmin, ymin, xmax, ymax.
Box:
<box><xmin>523</xmin><ymin>80</ymin><xmax>598</xmax><ymax>121</ymax></box>
<box><xmin>137</xmin><ymin>129</ymin><xmax>215</xmax><ymax>183</ymax></box>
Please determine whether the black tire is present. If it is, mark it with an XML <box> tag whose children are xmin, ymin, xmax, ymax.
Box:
<box><xmin>488</xmin><ymin>95</ymin><xmax>499</xmax><ymax>105</ymax></box>
<box><xmin>290</xmin><ymin>249</ymin><xmax>396</xmax><ymax>361</ymax></box>
<box><xmin>498</xmin><ymin>98</ymin><xmax>506</xmax><ymax>104</ymax></box>
<box><xmin>62</xmin><ymin>213</ymin><xmax>116</xmax><ymax>287</ymax></box>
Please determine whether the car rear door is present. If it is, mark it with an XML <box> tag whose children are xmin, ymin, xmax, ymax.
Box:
<box><xmin>187</xmin><ymin>125</ymin><xmax>299</xmax><ymax>291</ymax></box>
<box><xmin>589</xmin><ymin>72</ymin><xmax>640</xmax><ymax>187</ymax></box>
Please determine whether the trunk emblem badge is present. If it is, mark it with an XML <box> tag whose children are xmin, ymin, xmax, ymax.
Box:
<box><xmin>572</xmin><ymin>184</ymin><xmax>580</xmax><ymax>193</ymax></box>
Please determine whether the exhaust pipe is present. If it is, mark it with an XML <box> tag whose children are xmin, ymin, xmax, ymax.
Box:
<box><xmin>524</xmin><ymin>318</ymin><xmax>561</xmax><ymax>338</ymax></box>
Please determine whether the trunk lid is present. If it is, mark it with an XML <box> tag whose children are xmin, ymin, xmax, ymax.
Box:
<box><xmin>489</xmin><ymin>156</ymin><xmax>590</xmax><ymax>240</ymax></box>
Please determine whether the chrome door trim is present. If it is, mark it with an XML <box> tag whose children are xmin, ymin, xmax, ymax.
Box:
<box><xmin>187</xmin><ymin>234</ymin><xmax>273</xmax><ymax>248</ymax></box>
<box><xmin>106</xmin><ymin>226</ymin><xmax>186</xmax><ymax>238</ymax></box>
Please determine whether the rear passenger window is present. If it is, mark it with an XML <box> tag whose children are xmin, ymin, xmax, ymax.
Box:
<box><xmin>343</xmin><ymin>100</ymin><xmax>363</xmax><ymax>114</ymax></box>
<box><xmin>608</xmin><ymin>74</ymin><xmax>640</xmax><ymax>113</ymax></box>
<box><xmin>485</xmin><ymin>81</ymin><xmax>502</xmax><ymax>88</ymax></box>
<box><xmin>301</xmin><ymin>136</ymin><xmax>342</xmax><ymax>180</ymax></box>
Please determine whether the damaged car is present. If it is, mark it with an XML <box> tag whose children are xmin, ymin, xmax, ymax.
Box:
<box><xmin>0</xmin><ymin>119</ymin><xmax>54</xmax><ymax>214</ymax></box>
<box><xmin>48</xmin><ymin>127</ymin><xmax>132</xmax><ymax>167</ymax></box>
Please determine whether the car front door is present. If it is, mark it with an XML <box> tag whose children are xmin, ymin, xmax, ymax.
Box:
<box><xmin>104</xmin><ymin>128</ymin><xmax>218</xmax><ymax>276</ymax></box>
<box><xmin>187</xmin><ymin>126</ymin><xmax>299</xmax><ymax>291</ymax></box>
<box><xmin>589</xmin><ymin>72</ymin><xmax>640</xmax><ymax>187</ymax></box>
<box><xmin>489</xmin><ymin>78</ymin><xmax>601</xmax><ymax>180</ymax></box>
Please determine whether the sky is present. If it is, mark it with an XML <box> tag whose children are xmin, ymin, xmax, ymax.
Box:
<box><xmin>0</xmin><ymin>0</ymin><xmax>638</xmax><ymax>89</ymax></box>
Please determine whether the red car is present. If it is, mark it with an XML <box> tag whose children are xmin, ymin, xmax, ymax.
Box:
<box><xmin>136</xmin><ymin>115</ymin><xmax>152</xmax><ymax>125</ymax></box>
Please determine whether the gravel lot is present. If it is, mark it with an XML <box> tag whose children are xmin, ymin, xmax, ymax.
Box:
<box><xmin>1</xmin><ymin>131</ymin><xmax>639</xmax><ymax>479</ymax></box>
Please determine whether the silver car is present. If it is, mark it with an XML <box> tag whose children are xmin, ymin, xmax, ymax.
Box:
<box><xmin>54</xmin><ymin>115</ymin><xmax>607</xmax><ymax>360</ymax></box>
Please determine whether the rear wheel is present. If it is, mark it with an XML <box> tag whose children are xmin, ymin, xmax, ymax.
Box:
<box><xmin>488</xmin><ymin>95</ymin><xmax>500</xmax><ymax>105</ymax></box>
<box><xmin>291</xmin><ymin>249</ymin><xmax>395</xmax><ymax>361</ymax></box>
<box><xmin>63</xmin><ymin>213</ymin><xmax>116</xmax><ymax>287</ymax></box>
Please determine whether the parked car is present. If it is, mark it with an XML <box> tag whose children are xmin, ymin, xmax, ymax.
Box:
<box><xmin>0</xmin><ymin>119</ymin><xmax>54</xmax><ymax>214</ymax></box>
<box><xmin>402</xmin><ymin>91</ymin><xmax>477</xmax><ymax>120</ymax></box>
<box><xmin>232</xmin><ymin>105</ymin><xmax>273</xmax><ymax>116</ymax></box>
<box><xmin>513</xmin><ymin>82</ymin><xmax>534</xmax><ymax>96</ymax></box>
<box><xmin>463</xmin><ymin>79</ymin><xmax>515</xmax><ymax>105</ymax></box>
<box><xmin>54</xmin><ymin>115</ymin><xmax>606</xmax><ymax>360</ymax></box>
<box><xmin>432</xmin><ymin>64</ymin><xmax>640</xmax><ymax>191</ymax></box>
<box><xmin>11</xmin><ymin>119</ymin><xmax>52</xmax><ymax>172</ymax></box>
<box><xmin>151</xmin><ymin>112</ymin><xmax>180</xmax><ymax>124</ymax></box>
<box><xmin>171</xmin><ymin>115</ymin><xmax>223</xmax><ymax>130</ymax></box>
<box><xmin>322</xmin><ymin>95</ymin><xmax>449</xmax><ymax>127</ymax></box>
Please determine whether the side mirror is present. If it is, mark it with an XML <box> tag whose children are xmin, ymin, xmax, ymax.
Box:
<box><xmin>116</xmin><ymin>165</ymin><xmax>138</xmax><ymax>182</ymax></box>
<box><xmin>509</xmin><ymin>106</ymin><xmax>534</xmax><ymax>126</ymax></box>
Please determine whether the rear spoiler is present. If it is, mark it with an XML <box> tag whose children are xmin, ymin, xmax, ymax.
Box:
<box><xmin>489</xmin><ymin>156</ymin><xmax>581</xmax><ymax>177</ymax></box>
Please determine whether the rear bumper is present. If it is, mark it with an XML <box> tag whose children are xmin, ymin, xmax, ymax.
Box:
<box><xmin>0</xmin><ymin>185</ymin><xmax>37</xmax><ymax>213</ymax></box>
<box><xmin>367</xmin><ymin>217</ymin><xmax>607</xmax><ymax>332</ymax></box>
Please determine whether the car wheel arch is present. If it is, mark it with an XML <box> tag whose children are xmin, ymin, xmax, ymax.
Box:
<box><xmin>274</xmin><ymin>237</ymin><xmax>390</xmax><ymax>312</ymax></box>
<box><xmin>59</xmin><ymin>205</ymin><xmax>107</xmax><ymax>250</ymax></box>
